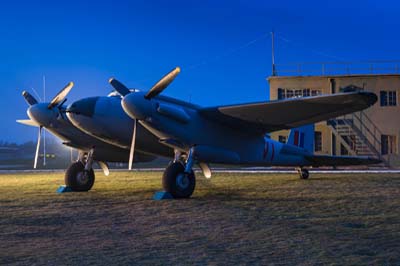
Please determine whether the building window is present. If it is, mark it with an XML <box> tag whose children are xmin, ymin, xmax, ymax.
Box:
<box><xmin>286</xmin><ymin>89</ymin><xmax>294</xmax><ymax>98</ymax></box>
<box><xmin>294</xmin><ymin>89</ymin><xmax>302</xmax><ymax>97</ymax></box>
<box><xmin>380</xmin><ymin>90</ymin><xmax>397</xmax><ymax>106</ymax></box>
<box><xmin>303</xmin><ymin>89</ymin><xmax>310</xmax><ymax>97</ymax></box>
<box><xmin>277</xmin><ymin>88</ymin><xmax>321</xmax><ymax>100</ymax></box>
<box><xmin>311</xmin><ymin>90</ymin><xmax>321</xmax><ymax>96</ymax></box>
<box><xmin>381</xmin><ymin>135</ymin><xmax>397</xmax><ymax>155</ymax></box>
<box><xmin>389</xmin><ymin>91</ymin><xmax>397</xmax><ymax>106</ymax></box>
<box><xmin>278</xmin><ymin>135</ymin><xmax>287</xmax><ymax>143</ymax></box>
<box><xmin>278</xmin><ymin>88</ymin><xmax>284</xmax><ymax>100</ymax></box>
<box><xmin>314</xmin><ymin>131</ymin><xmax>322</xmax><ymax>152</ymax></box>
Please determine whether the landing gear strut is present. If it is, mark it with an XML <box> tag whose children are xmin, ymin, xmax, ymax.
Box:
<box><xmin>162</xmin><ymin>148</ymin><xmax>196</xmax><ymax>198</ymax></box>
<box><xmin>298</xmin><ymin>167</ymin><xmax>309</xmax><ymax>179</ymax></box>
<box><xmin>65</xmin><ymin>149</ymin><xmax>95</xmax><ymax>191</ymax></box>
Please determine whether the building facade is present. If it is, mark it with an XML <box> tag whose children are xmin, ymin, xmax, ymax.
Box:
<box><xmin>268</xmin><ymin>74</ymin><xmax>400</xmax><ymax>167</ymax></box>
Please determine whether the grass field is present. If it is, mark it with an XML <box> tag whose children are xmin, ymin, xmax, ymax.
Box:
<box><xmin>0</xmin><ymin>171</ymin><xmax>399</xmax><ymax>265</ymax></box>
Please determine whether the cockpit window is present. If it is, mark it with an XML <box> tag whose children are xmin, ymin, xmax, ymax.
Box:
<box><xmin>107</xmin><ymin>91</ymin><xmax>122</xmax><ymax>98</ymax></box>
<box><xmin>107</xmin><ymin>89</ymin><xmax>140</xmax><ymax>98</ymax></box>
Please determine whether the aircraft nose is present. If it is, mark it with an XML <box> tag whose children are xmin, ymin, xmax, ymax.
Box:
<box><xmin>27</xmin><ymin>103</ymin><xmax>55</xmax><ymax>126</ymax></box>
<box><xmin>66</xmin><ymin>97</ymin><xmax>99</xmax><ymax>117</ymax></box>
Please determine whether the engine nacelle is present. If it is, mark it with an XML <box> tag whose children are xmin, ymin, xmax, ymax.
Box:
<box><xmin>156</xmin><ymin>103</ymin><xmax>191</xmax><ymax>123</ymax></box>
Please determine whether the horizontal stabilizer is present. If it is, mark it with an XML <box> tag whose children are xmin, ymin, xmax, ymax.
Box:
<box><xmin>16</xmin><ymin>119</ymin><xmax>40</xmax><ymax>127</ymax></box>
<box><xmin>305</xmin><ymin>155</ymin><xmax>382</xmax><ymax>166</ymax></box>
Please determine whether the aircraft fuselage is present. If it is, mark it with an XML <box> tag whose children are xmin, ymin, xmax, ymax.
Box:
<box><xmin>122</xmin><ymin>93</ymin><xmax>311</xmax><ymax>166</ymax></box>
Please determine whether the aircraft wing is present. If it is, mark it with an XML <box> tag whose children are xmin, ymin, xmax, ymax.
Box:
<box><xmin>199</xmin><ymin>91</ymin><xmax>377</xmax><ymax>134</ymax></box>
<box><xmin>305</xmin><ymin>154</ymin><xmax>381</xmax><ymax>166</ymax></box>
<box><xmin>16</xmin><ymin>119</ymin><xmax>40</xmax><ymax>127</ymax></box>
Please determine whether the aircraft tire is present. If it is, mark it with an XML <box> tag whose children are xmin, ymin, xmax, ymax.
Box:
<box><xmin>162</xmin><ymin>162</ymin><xmax>196</xmax><ymax>198</ymax></box>
<box><xmin>300</xmin><ymin>168</ymin><xmax>309</xmax><ymax>179</ymax></box>
<box><xmin>65</xmin><ymin>162</ymin><xmax>95</xmax><ymax>191</ymax></box>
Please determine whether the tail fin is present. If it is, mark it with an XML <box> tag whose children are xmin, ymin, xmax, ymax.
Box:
<box><xmin>287</xmin><ymin>124</ymin><xmax>315</xmax><ymax>153</ymax></box>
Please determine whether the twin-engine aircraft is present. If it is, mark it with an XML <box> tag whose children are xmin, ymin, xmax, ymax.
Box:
<box><xmin>105</xmin><ymin>67</ymin><xmax>380</xmax><ymax>198</ymax></box>
<box><xmin>18</xmin><ymin>67</ymin><xmax>380</xmax><ymax>198</ymax></box>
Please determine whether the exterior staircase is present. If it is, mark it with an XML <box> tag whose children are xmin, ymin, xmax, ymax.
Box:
<box><xmin>328</xmin><ymin>111</ymin><xmax>389</xmax><ymax>167</ymax></box>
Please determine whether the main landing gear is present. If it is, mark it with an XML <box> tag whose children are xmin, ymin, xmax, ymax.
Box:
<box><xmin>65</xmin><ymin>149</ymin><xmax>95</xmax><ymax>191</ymax></box>
<box><xmin>297</xmin><ymin>167</ymin><xmax>309</xmax><ymax>179</ymax></box>
<box><xmin>163</xmin><ymin>148</ymin><xmax>196</xmax><ymax>198</ymax></box>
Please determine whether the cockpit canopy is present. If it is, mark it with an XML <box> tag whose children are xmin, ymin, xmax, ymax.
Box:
<box><xmin>107</xmin><ymin>89</ymin><xmax>140</xmax><ymax>98</ymax></box>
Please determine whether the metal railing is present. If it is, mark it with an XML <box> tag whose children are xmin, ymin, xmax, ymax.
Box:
<box><xmin>331</xmin><ymin>111</ymin><xmax>388</xmax><ymax>166</ymax></box>
<box><xmin>343</xmin><ymin>112</ymin><xmax>383</xmax><ymax>156</ymax></box>
<box><xmin>274</xmin><ymin>60</ymin><xmax>400</xmax><ymax>76</ymax></box>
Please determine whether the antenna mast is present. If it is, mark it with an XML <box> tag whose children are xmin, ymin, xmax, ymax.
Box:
<box><xmin>271</xmin><ymin>31</ymin><xmax>277</xmax><ymax>76</ymax></box>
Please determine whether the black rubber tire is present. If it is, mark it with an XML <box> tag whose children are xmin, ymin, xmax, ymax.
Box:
<box><xmin>162</xmin><ymin>162</ymin><xmax>196</xmax><ymax>198</ymax></box>
<box><xmin>300</xmin><ymin>169</ymin><xmax>309</xmax><ymax>179</ymax></box>
<box><xmin>65</xmin><ymin>162</ymin><xmax>95</xmax><ymax>191</ymax></box>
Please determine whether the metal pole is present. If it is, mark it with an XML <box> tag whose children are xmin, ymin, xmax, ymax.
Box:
<box><xmin>43</xmin><ymin>75</ymin><xmax>46</xmax><ymax>166</ymax></box>
<box><xmin>271</xmin><ymin>31</ymin><xmax>276</xmax><ymax>76</ymax></box>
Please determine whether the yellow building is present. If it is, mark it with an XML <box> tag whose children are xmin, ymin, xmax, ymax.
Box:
<box><xmin>268</xmin><ymin>72</ymin><xmax>400</xmax><ymax>168</ymax></box>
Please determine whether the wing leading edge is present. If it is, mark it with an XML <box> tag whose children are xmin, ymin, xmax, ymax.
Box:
<box><xmin>199</xmin><ymin>91</ymin><xmax>377</xmax><ymax>134</ymax></box>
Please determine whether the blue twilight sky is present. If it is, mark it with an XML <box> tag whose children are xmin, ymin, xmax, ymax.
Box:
<box><xmin>2</xmin><ymin>0</ymin><xmax>400</xmax><ymax>143</ymax></box>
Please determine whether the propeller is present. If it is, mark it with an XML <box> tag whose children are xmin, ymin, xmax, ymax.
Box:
<box><xmin>145</xmin><ymin>67</ymin><xmax>180</xmax><ymax>99</ymax></box>
<box><xmin>47</xmin><ymin>82</ymin><xmax>74</xmax><ymax>109</ymax></box>
<box><xmin>109</xmin><ymin>78</ymin><xmax>130</xmax><ymax>96</ymax></box>
<box><xmin>109</xmin><ymin>67</ymin><xmax>181</xmax><ymax>170</ymax></box>
<box><xmin>20</xmin><ymin>81</ymin><xmax>74</xmax><ymax>169</ymax></box>
<box><xmin>128</xmin><ymin>119</ymin><xmax>137</xmax><ymax>170</ymax></box>
<box><xmin>21</xmin><ymin>91</ymin><xmax>42</xmax><ymax>169</ymax></box>
<box><xmin>22</xmin><ymin>91</ymin><xmax>38</xmax><ymax>106</ymax></box>
<box><xmin>34</xmin><ymin>126</ymin><xmax>42</xmax><ymax>169</ymax></box>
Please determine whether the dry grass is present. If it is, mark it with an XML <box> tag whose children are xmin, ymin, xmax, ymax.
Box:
<box><xmin>0</xmin><ymin>171</ymin><xmax>399</xmax><ymax>265</ymax></box>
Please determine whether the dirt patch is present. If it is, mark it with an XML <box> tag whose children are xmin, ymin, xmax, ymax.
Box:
<box><xmin>0</xmin><ymin>172</ymin><xmax>399</xmax><ymax>265</ymax></box>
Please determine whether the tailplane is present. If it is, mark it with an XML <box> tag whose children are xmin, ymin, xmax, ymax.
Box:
<box><xmin>305</xmin><ymin>154</ymin><xmax>381</xmax><ymax>166</ymax></box>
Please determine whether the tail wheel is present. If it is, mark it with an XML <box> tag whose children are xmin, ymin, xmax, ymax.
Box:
<box><xmin>163</xmin><ymin>162</ymin><xmax>196</xmax><ymax>198</ymax></box>
<box><xmin>299</xmin><ymin>168</ymin><xmax>309</xmax><ymax>179</ymax></box>
<box><xmin>65</xmin><ymin>161</ymin><xmax>95</xmax><ymax>191</ymax></box>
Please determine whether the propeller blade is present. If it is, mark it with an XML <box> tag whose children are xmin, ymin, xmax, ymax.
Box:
<box><xmin>199</xmin><ymin>162</ymin><xmax>212</xmax><ymax>179</ymax></box>
<box><xmin>16</xmin><ymin>119</ymin><xmax>40</xmax><ymax>127</ymax></box>
<box><xmin>109</xmin><ymin>78</ymin><xmax>131</xmax><ymax>96</ymax></box>
<box><xmin>47</xmin><ymin>82</ymin><xmax>74</xmax><ymax>109</ymax></box>
<box><xmin>98</xmin><ymin>161</ymin><xmax>110</xmax><ymax>176</ymax></box>
<box><xmin>128</xmin><ymin>119</ymin><xmax>137</xmax><ymax>170</ymax></box>
<box><xmin>34</xmin><ymin>126</ymin><xmax>42</xmax><ymax>169</ymax></box>
<box><xmin>145</xmin><ymin>67</ymin><xmax>181</xmax><ymax>99</ymax></box>
<box><xmin>22</xmin><ymin>91</ymin><xmax>38</xmax><ymax>106</ymax></box>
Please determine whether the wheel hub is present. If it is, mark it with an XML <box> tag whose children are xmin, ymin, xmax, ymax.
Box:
<box><xmin>76</xmin><ymin>171</ymin><xmax>89</xmax><ymax>185</ymax></box>
<box><xmin>176</xmin><ymin>173</ymin><xmax>189</xmax><ymax>190</ymax></box>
